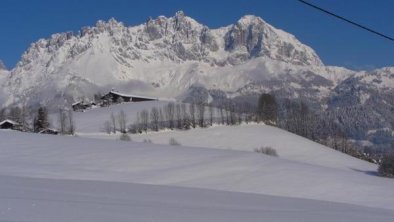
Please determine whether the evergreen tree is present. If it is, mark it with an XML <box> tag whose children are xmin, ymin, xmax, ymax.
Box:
<box><xmin>34</xmin><ymin>106</ymin><xmax>49</xmax><ymax>132</ymax></box>
<box><xmin>257</xmin><ymin>93</ymin><xmax>278</xmax><ymax>124</ymax></box>
<box><xmin>379</xmin><ymin>154</ymin><xmax>394</xmax><ymax>178</ymax></box>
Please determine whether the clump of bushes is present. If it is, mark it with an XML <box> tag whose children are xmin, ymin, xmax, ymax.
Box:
<box><xmin>254</xmin><ymin>146</ymin><xmax>278</xmax><ymax>157</ymax></box>
<box><xmin>143</xmin><ymin>139</ymin><xmax>152</xmax><ymax>143</ymax></box>
<box><xmin>119</xmin><ymin>133</ymin><xmax>132</xmax><ymax>141</ymax></box>
<box><xmin>169</xmin><ymin>138</ymin><xmax>181</xmax><ymax>146</ymax></box>
<box><xmin>378</xmin><ymin>154</ymin><xmax>394</xmax><ymax>178</ymax></box>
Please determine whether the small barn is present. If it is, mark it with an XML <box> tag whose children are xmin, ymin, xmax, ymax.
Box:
<box><xmin>0</xmin><ymin>119</ymin><xmax>19</xmax><ymax>130</ymax></box>
<box><xmin>38</xmin><ymin>128</ymin><xmax>59</xmax><ymax>135</ymax></box>
<box><xmin>101</xmin><ymin>90</ymin><xmax>157</xmax><ymax>105</ymax></box>
<box><xmin>72</xmin><ymin>101</ymin><xmax>94</xmax><ymax>112</ymax></box>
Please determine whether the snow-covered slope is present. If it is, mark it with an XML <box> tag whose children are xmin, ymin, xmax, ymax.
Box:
<box><xmin>69</xmin><ymin>101</ymin><xmax>374</xmax><ymax>171</ymax></box>
<box><xmin>2</xmin><ymin>175</ymin><xmax>394</xmax><ymax>222</ymax></box>
<box><xmin>68</xmin><ymin>101</ymin><xmax>372</xmax><ymax>170</ymax></box>
<box><xmin>131</xmin><ymin>124</ymin><xmax>377</xmax><ymax>171</ymax></box>
<box><xmin>1</xmin><ymin>130</ymin><xmax>394</xmax><ymax>210</ymax></box>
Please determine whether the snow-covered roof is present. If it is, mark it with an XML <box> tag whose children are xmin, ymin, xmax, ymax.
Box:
<box><xmin>38</xmin><ymin>128</ymin><xmax>58</xmax><ymax>133</ymax></box>
<box><xmin>0</xmin><ymin>119</ymin><xmax>19</xmax><ymax>126</ymax></box>
<box><xmin>72</xmin><ymin>101</ymin><xmax>82</xmax><ymax>106</ymax></box>
<box><xmin>107</xmin><ymin>90</ymin><xmax>157</xmax><ymax>100</ymax></box>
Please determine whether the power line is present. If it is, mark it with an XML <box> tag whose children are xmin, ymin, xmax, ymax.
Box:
<box><xmin>297</xmin><ymin>0</ymin><xmax>394</xmax><ymax>42</ymax></box>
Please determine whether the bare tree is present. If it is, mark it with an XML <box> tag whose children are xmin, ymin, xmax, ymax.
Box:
<box><xmin>176</xmin><ymin>104</ymin><xmax>182</xmax><ymax>129</ymax></box>
<box><xmin>104</xmin><ymin>121</ymin><xmax>112</xmax><ymax>134</ymax></box>
<box><xmin>208</xmin><ymin>104</ymin><xmax>214</xmax><ymax>126</ymax></box>
<box><xmin>58</xmin><ymin>109</ymin><xmax>67</xmax><ymax>134</ymax></box>
<box><xmin>134</xmin><ymin>112</ymin><xmax>142</xmax><ymax>133</ymax></box>
<box><xmin>150</xmin><ymin>107</ymin><xmax>160</xmax><ymax>131</ymax></box>
<box><xmin>225</xmin><ymin>103</ymin><xmax>230</xmax><ymax>125</ymax></box>
<box><xmin>219</xmin><ymin>104</ymin><xmax>225</xmax><ymax>125</ymax></box>
<box><xmin>140</xmin><ymin>109</ymin><xmax>149</xmax><ymax>133</ymax></box>
<box><xmin>228</xmin><ymin>101</ymin><xmax>237</xmax><ymax>125</ymax></box>
<box><xmin>189</xmin><ymin>102</ymin><xmax>196</xmax><ymax>128</ymax></box>
<box><xmin>181</xmin><ymin>103</ymin><xmax>190</xmax><ymax>129</ymax></box>
<box><xmin>110</xmin><ymin>112</ymin><xmax>116</xmax><ymax>133</ymax></box>
<box><xmin>164</xmin><ymin>102</ymin><xmax>175</xmax><ymax>129</ymax></box>
<box><xmin>117</xmin><ymin>110</ymin><xmax>127</xmax><ymax>133</ymax></box>
<box><xmin>159</xmin><ymin>108</ymin><xmax>165</xmax><ymax>130</ymax></box>
<box><xmin>20</xmin><ymin>104</ymin><xmax>29</xmax><ymax>131</ymax></box>
<box><xmin>68</xmin><ymin>110</ymin><xmax>75</xmax><ymax>135</ymax></box>
<box><xmin>197</xmin><ymin>102</ymin><xmax>206</xmax><ymax>127</ymax></box>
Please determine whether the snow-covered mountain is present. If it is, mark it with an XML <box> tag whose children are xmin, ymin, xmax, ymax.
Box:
<box><xmin>1</xmin><ymin>11</ymin><xmax>354</xmax><ymax>106</ymax></box>
<box><xmin>0</xmin><ymin>11</ymin><xmax>393</xmax><ymax>148</ymax></box>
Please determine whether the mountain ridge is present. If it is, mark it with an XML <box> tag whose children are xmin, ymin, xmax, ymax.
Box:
<box><xmin>0</xmin><ymin>11</ymin><xmax>363</xmax><ymax>107</ymax></box>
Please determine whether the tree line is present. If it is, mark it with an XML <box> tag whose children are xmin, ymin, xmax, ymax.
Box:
<box><xmin>103</xmin><ymin>101</ymin><xmax>254</xmax><ymax>135</ymax></box>
<box><xmin>0</xmin><ymin>106</ymin><xmax>75</xmax><ymax>135</ymax></box>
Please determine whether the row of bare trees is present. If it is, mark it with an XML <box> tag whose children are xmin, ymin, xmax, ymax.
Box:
<box><xmin>57</xmin><ymin>109</ymin><xmax>75</xmax><ymax>135</ymax></box>
<box><xmin>104</xmin><ymin>100</ymin><xmax>257</xmax><ymax>135</ymax></box>
<box><xmin>104</xmin><ymin>111</ymin><xmax>127</xmax><ymax>134</ymax></box>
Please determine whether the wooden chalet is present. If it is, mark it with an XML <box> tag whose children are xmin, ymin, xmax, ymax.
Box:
<box><xmin>101</xmin><ymin>90</ymin><xmax>157</xmax><ymax>104</ymax></box>
<box><xmin>72</xmin><ymin>101</ymin><xmax>95</xmax><ymax>112</ymax></box>
<box><xmin>0</xmin><ymin>119</ymin><xmax>20</xmax><ymax>130</ymax></box>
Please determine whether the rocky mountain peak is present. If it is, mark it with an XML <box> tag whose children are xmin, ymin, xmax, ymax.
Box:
<box><xmin>223</xmin><ymin>14</ymin><xmax>323</xmax><ymax>66</ymax></box>
<box><xmin>236</xmin><ymin>15</ymin><xmax>266</xmax><ymax>26</ymax></box>
<box><xmin>144</xmin><ymin>11</ymin><xmax>204</xmax><ymax>41</ymax></box>
<box><xmin>95</xmin><ymin>18</ymin><xmax>124</xmax><ymax>31</ymax></box>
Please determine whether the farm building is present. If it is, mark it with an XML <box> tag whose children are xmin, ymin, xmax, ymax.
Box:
<box><xmin>101</xmin><ymin>90</ymin><xmax>157</xmax><ymax>105</ymax></box>
<box><xmin>72</xmin><ymin>101</ymin><xmax>95</xmax><ymax>112</ymax></box>
<box><xmin>0</xmin><ymin>119</ymin><xmax>20</xmax><ymax>130</ymax></box>
<box><xmin>38</xmin><ymin>128</ymin><xmax>59</xmax><ymax>135</ymax></box>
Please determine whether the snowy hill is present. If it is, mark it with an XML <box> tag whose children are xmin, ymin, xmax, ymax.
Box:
<box><xmin>1</xmin><ymin>130</ymin><xmax>394</xmax><ymax>212</ymax></box>
<box><xmin>131</xmin><ymin>124</ymin><xmax>377</xmax><ymax>171</ymax></box>
<box><xmin>68</xmin><ymin>101</ymin><xmax>375</xmax><ymax>171</ymax></box>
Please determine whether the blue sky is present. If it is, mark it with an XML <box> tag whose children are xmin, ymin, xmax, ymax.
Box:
<box><xmin>0</xmin><ymin>0</ymin><xmax>393</xmax><ymax>70</ymax></box>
